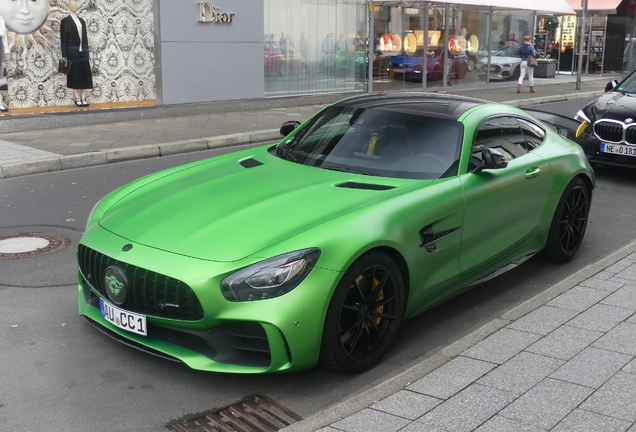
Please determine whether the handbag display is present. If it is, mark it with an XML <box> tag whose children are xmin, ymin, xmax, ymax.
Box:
<box><xmin>58</xmin><ymin>59</ymin><xmax>71</xmax><ymax>75</ymax></box>
<box><xmin>527</xmin><ymin>55</ymin><xmax>538</xmax><ymax>68</ymax></box>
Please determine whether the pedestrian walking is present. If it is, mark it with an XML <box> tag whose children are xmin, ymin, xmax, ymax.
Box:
<box><xmin>517</xmin><ymin>35</ymin><xmax>536</xmax><ymax>94</ymax></box>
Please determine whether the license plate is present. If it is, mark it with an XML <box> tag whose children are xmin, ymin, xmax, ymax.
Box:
<box><xmin>100</xmin><ymin>298</ymin><xmax>147</xmax><ymax>336</ymax></box>
<box><xmin>600</xmin><ymin>142</ymin><xmax>636</xmax><ymax>157</ymax></box>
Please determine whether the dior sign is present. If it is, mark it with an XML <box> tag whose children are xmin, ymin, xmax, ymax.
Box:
<box><xmin>199</xmin><ymin>3</ymin><xmax>235</xmax><ymax>23</ymax></box>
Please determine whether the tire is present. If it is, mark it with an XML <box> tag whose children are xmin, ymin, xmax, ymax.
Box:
<box><xmin>320</xmin><ymin>252</ymin><xmax>405</xmax><ymax>373</ymax></box>
<box><xmin>467</xmin><ymin>57</ymin><xmax>476</xmax><ymax>72</ymax></box>
<box><xmin>512</xmin><ymin>66</ymin><xmax>520</xmax><ymax>80</ymax></box>
<box><xmin>541</xmin><ymin>177</ymin><xmax>591</xmax><ymax>263</ymax></box>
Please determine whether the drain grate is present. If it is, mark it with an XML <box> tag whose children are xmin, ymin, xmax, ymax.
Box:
<box><xmin>168</xmin><ymin>394</ymin><xmax>302</xmax><ymax>432</ymax></box>
<box><xmin>0</xmin><ymin>232</ymin><xmax>71</xmax><ymax>260</ymax></box>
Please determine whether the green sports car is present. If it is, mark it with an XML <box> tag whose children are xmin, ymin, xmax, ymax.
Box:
<box><xmin>77</xmin><ymin>93</ymin><xmax>594</xmax><ymax>374</ymax></box>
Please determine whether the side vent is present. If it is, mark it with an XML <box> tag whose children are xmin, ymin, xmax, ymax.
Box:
<box><xmin>239</xmin><ymin>158</ymin><xmax>264</xmax><ymax>168</ymax></box>
<box><xmin>335</xmin><ymin>182</ymin><xmax>395</xmax><ymax>191</ymax></box>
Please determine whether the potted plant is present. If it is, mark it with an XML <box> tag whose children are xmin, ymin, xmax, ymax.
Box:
<box><xmin>535</xmin><ymin>55</ymin><xmax>557</xmax><ymax>78</ymax></box>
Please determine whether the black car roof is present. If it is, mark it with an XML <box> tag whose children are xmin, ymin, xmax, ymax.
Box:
<box><xmin>336</xmin><ymin>92</ymin><xmax>491</xmax><ymax>120</ymax></box>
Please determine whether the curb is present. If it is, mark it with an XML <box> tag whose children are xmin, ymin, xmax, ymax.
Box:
<box><xmin>0</xmin><ymin>91</ymin><xmax>602</xmax><ymax>179</ymax></box>
<box><xmin>278</xmin><ymin>239</ymin><xmax>636</xmax><ymax>432</ymax></box>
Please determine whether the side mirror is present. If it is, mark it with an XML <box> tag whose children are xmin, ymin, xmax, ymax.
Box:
<box><xmin>280</xmin><ymin>120</ymin><xmax>301</xmax><ymax>137</ymax></box>
<box><xmin>472</xmin><ymin>148</ymin><xmax>508</xmax><ymax>174</ymax></box>
<box><xmin>605</xmin><ymin>79</ymin><xmax>619</xmax><ymax>92</ymax></box>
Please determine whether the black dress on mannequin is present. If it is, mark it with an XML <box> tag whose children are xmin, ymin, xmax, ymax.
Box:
<box><xmin>60</xmin><ymin>14</ymin><xmax>93</xmax><ymax>90</ymax></box>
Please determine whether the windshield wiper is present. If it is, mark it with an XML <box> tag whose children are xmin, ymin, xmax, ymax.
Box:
<box><xmin>276</xmin><ymin>145</ymin><xmax>297</xmax><ymax>162</ymax></box>
<box><xmin>321</xmin><ymin>165</ymin><xmax>380</xmax><ymax>176</ymax></box>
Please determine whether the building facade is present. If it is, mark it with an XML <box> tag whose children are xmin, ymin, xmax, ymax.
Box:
<box><xmin>0</xmin><ymin>0</ymin><xmax>576</xmax><ymax>111</ymax></box>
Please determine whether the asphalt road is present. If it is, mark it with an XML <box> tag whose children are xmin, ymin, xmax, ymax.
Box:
<box><xmin>2</xmin><ymin>97</ymin><xmax>635</xmax><ymax>432</ymax></box>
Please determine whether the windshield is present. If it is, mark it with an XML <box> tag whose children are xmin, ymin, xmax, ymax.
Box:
<box><xmin>615</xmin><ymin>72</ymin><xmax>636</xmax><ymax>93</ymax></box>
<box><xmin>275</xmin><ymin>105</ymin><xmax>463</xmax><ymax>180</ymax></box>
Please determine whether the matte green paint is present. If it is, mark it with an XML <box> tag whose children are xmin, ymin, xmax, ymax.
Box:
<box><xmin>78</xmin><ymin>100</ymin><xmax>594</xmax><ymax>373</ymax></box>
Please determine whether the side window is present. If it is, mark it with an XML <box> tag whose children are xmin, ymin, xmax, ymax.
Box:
<box><xmin>518</xmin><ymin>118</ymin><xmax>545</xmax><ymax>152</ymax></box>
<box><xmin>472</xmin><ymin>116</ymin><xmax>527</xmax><ymax>168</ymax></box>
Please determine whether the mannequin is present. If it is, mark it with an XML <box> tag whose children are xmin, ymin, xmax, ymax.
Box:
<box><xmin>60</xmin><ymin>0</ymin><xmax>93</xmax><ymax>106</ymax></box>
<box><xmin>0</xmin><ymin>15</ymin><xmax>9</xmax><ymax>112</ymax></box>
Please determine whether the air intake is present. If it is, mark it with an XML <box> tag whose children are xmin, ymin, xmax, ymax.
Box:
<box><xmin>335</xmin><ymin>182</ymin><xmax>395</xmax><ymax>191</ymax></box>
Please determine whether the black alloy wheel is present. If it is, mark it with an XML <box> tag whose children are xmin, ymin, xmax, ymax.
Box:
<box><xmin>320</xmin><ymin>252</ymin><xmax>404</xmax><ymax>373</ymax></box>
<box><xmin>541</xmin><ymin>177</ymin><xmax>590</xmax><ymax>263</ymax></box>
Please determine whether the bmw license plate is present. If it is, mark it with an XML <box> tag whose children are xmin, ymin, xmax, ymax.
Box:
<box><xmin>600</xmin><ymin>142</ymin><xmax>636</xmax><ymax>157</ymax></box>
<box><xmin>100</xmin><ymin>298</ymin><xmax>147</xmax><ymax>336</ymax></box>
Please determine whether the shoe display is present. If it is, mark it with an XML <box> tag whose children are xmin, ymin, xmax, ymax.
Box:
<box><xmin>81</xmin><ymin>99</ymin><xmax>90</xmax><ymax>107</ymax></box>
<box><xmin>75</xmin><ymin>99</ymin><xmax>83</xmax><ymax>107</ymax></box>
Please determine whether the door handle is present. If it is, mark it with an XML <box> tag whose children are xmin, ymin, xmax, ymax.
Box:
<box><xmin>525</xmin><ymin>166</ymin><xmax>541</xmax><ymax>179</ymax></box>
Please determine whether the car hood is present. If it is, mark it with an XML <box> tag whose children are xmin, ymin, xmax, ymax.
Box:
<box><xmin>590</xmin><ymin>91</ymin><xmax>636</xmax><ymax>121</ymax></box>
<box><xmin>99</xmin><ymin>150</ymin><xmax>421</xmax><ymax>262</ymax></box>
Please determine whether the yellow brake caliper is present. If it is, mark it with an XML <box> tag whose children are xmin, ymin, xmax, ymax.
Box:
<box><xmin>374</xmin><ymin>277</ymin><xmax>384</xmax><ymax>325</ymax></box>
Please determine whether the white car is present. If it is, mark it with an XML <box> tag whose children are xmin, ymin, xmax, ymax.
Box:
<box><xmin>477</xmin><ymin>46</ymin><xmax>521</xmax><ymax>80</ymax></box>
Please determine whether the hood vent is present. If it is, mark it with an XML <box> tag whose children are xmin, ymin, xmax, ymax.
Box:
<box><xmin>335</xmin><ymin>181</ymin><xmax>395</xmax><ymax>191</ymax></box>
<box><xmin>239</xmin><ymin>158</ymin><xmax>263</xmax><ymax>168</ymax></box>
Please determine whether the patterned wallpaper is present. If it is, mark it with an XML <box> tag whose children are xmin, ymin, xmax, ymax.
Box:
<box><xmin>4</xmin><ymin>0</ymin><xmax>155</xmax><ymax>108</ymax></box>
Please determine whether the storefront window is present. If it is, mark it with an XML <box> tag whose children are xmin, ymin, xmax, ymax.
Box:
<box><xmin>3</xmin><ymin>0</ymin><xmax>155</xmax><ymax>109</ymax></box>
<box><xmin>264</xmin><ymin>0</ymin><xmax>367</xmax><ymax>97</ymax></box>
<box><xmin>449</xmin><ymin>5</ymin><xmax>489</xmax><ymax>87</ymax></box>
<box><xmin>485</xmin><ymin>10</ymin><xmax>533</xmax><ymax>82</ymax></box>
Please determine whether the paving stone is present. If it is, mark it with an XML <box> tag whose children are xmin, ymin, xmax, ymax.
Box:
<box><xmin>407</xmin><ymin>356</ymin><xmax>496</xmax><ymax>399</ymax></box>
<box><xmin>473</xmin><ymin>415</ymin><xmax>545</xmax><ymax>432</ymax></box>
<box><xmin>499</xmin><ymin>378</ymin><xmax>594</xmax><ymax>429</ymax></box>
<box><xmin>601</xmin><ymin>285</ymin><xmax>636</xmax><ymax>311</ymax></box>
<box><xmin>606</xmin><ymin>260</ymin><xmax>636</xmax><ymax>274</ymax></box>
<box><xmin>621</xmin><ymin>357</ymin><xmax>636</xmax><ymax>374</ymax></box>
<box><xmin>329</xmin><ymin>408</ymin><xmax>410</xmax><ymax>432</ymax></box>
<box><xmin>568</xmin><ymin>304</ymin><xmax>635</xmax><ymax>333</ymax></box>
<box><xmin>614</xmin><ymin>264</ymin><xmax>636</xmax><ymax>281</ymax></box>
<box><xmin>551</xmin><ymin>409</ymin><xmax>632</xmax><ymax>432</ymax></box>
<box><xmin>398</xmin><ymin>420</ymin><xmax>446</xmax><ymax>432</ymax></box>
<box><xmin>579</xmin><ymin>275</ymin><xmax>626</xmax><ymax>292</ymax></box>
<box><xmin>415</xmin><ymin>384</ymin><xmax>516</xmax><ymax>432</ymax></box>
<box><xmin>546</xmin><ymin>286</ymin><xmax>610</xmax><ymax>312</ymax></box>
<box><xmin>462</xmin><ymin>328</ymin><xmax>540</xmax><ymax>365</ymax></box>
<box><xmin>581</xmin><ymin>372</ymin><xmax>636</xmax><ymax>422</ymax></box>
<box><xmin>477</xmin><ymin>351</ymin><xmax>564</xmax><ymax>396</ymax></box>
<box><xmin>507</xmin><ymin>306</ymin><xmax>578</xmax><ymax>336</ymax></box>
<box><xmin>593</xmin><ymin>322</ymin><xmax>636</xmax><ymax>356</ymax></box>
<box><xmin>549</xmin><ymin>347</ymin><xmax>632</xmax><ymax>388</ymax></box>
<box><xmin>526</xmin><ymin>325</ymin><xmax>603</xmax><ymax>360</ymax></box>
<box><xmin>371</xmin><ymin>390</ymin><xmax>441</xmax><ymax>420</ymax></box>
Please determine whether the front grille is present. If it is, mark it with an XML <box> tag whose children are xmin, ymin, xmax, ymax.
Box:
<box><xmin>78</xmin><ymin>244</ymin><xmax>204</xmax><ymax>321</ymax></box>
<box><xmin>594</xmin><ymin>120</ymin><xmax>624</xmax><ymax>143</ymax></box>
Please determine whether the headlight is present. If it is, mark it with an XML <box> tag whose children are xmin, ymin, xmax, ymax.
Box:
<box><xmin>85</xmin><ymin>200</ymin><xmax>104</xmax><ymax>231</ymax></box>
<box><xmin>501</xmin><ymin>63</ymin><xmax>511</xmax><ymax>67</ymax></box>
<box><xmin>575</xmin><ymin>109</ymin><xmax>592</xmax><ymax>123</ymax></box>
<box><xmin>221</xmin><ymin>248</ymin><xmax>321</xmax><ymax>302</ymax></box>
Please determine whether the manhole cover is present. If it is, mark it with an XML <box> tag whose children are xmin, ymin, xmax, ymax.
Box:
<box><xmin>168</xmin><ymin>393</ymin><xmax>302</xmax><ymax>432</ymax></box>
<box><xmin>0</xmin><ymin>232</ymin><xmax>71</xmax><ymax>260</ymax></box>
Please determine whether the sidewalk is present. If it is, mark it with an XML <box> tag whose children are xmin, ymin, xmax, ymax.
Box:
<box><xmin>280</xmin><ymin>240</ymin><xmax>636</xmax><ymax>432</ymax></box>
<box><xmin>0</xmin><ymin>72</ymin><xmax>618</xmax><ymax>178</ymax></box>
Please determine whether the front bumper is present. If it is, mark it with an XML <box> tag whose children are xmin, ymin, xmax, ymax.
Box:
<box><xmin>77</xmin><ymin>226</ymin><xmax>341</xmax><ymax>373</ymax></box>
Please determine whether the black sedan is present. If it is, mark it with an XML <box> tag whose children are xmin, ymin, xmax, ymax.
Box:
<box><xmin>573</xmin><ymin>73</ymin><xmax>636</xmax><ymax>167</ymax></box>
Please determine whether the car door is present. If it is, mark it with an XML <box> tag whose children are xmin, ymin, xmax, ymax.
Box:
<box><xmin>458</xmin><ymin>116</ymin><xmax>553</xmax><ymax>276</ymax></box>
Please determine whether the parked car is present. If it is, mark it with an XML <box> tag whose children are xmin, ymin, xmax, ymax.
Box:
<box><xmin>389</xmin><ymin>47</ymin><xmax>469</xmax><ymax>81</ymax></box>
<box><xmin>477</xmin><ymin>45</ymin><xmax>521</xmax><ymax>80</ymax></box>
<box><xmin>264</xmin><ymin>41</ymin><xmax>286</xmax><ymax>75</ymax></box>
<box><xmin>78</xmin><ymin>93</ymin><xmax>594</xmax><ymax>374</ymax></box>
<box><xmin>573</xmin><ymin>72</ymin><xmax>636</xmax><ymax>167</ymax></box>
